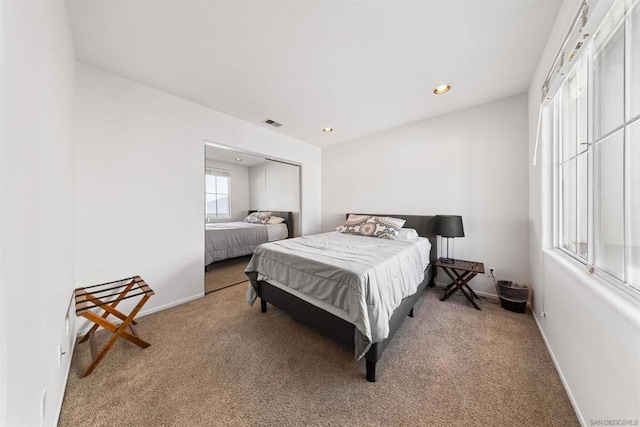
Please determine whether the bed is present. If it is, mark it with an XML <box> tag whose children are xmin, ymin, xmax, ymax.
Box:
<box><xmin>245</xmin><ymin>213</ymin><xmax>437</xmax><ymax>382</ymax></box>
<box><xmin>205</xmin><ymin>210</ymin><xmax>293</xmax><ymax>268</ymax></box>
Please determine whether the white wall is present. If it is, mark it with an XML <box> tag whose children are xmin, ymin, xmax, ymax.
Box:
<box><xmin>266</xmin><ymin>160</ymin><xmax>301</xmax><ymax>236</ymax></box>
<box><xmin>205</xmin><ymin>159</ymin><xmax>250</xmax><ymax>222</ymax></box>
<box><xmin>75</xmin><ymin>63</ymin><xmax>322</xmax><ymax>320</ymax></box>
<box><xmin>322</xmin><ymin>93</ymin><xmax>530</xmax><ymax>295</ymax></box>
<box><xmin>0</xmin><ymin>2</ymin><xmax>76</xmax><ymax>426</ymax></box>
<box><xmin>528</xmin><ymin>0</ymin><xmax>640</xmax><ymax>423</ymax></box>
<box><xmin>248</xmin><ymin>160</ymin><xmax>301</xmax><ymax>236</ymax></box>
<box><xmin>249</xmin><ymin>163</ymin><xmax>266</xmax><ymax>211</ymax></box>
<box><xmin>265</xmin><ymin>160</ymin><xmax>301</xmax><ymax>215</ymax></box>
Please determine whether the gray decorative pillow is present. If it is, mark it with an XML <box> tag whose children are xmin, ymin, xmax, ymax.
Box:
<box><xmin>244</xmin><ymin>211</ymin><xmax>272</xmax><ymax>224</ymax></box>
<box><xmin>337</xmin><ymin>215</ymin><xmax>406</xmax><ymax>239</ymax></box>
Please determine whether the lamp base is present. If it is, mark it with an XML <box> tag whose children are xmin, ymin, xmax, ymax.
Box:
<box><xmin>440</xmin><ymin>257</ymin><xmax>455</xmax><ymax>264</ymax></box>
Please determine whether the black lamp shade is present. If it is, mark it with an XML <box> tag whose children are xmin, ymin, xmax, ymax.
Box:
<box><xmin>435</xmin><ymin>215</ymin><xmax>465</xmax><ymax>238</ymax></box>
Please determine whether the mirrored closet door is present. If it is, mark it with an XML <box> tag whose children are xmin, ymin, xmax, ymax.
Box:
<box><xmin>204</xmin><ymin>142</ymin><xmax>301</xmax><ymax>294</ymax></box>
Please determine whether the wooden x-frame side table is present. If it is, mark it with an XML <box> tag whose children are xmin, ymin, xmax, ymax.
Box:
<box><xmin>74</xmin><ymin>276</ymin><xmax>154</xmax><ymax>377</ymax></box>
<box><xmin>436</xmin><ymin>258</ymin><xmax>485</xmax><ymax>310</ymax></box>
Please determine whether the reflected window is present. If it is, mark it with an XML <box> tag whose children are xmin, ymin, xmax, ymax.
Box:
<box><xmin>205</xmin><ymin>169</ymin><xmax>230</xmax><ymax>221</ymax></box>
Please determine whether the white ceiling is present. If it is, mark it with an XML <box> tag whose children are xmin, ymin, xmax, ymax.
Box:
<box><xmin>67</xmin><ymin>0</ymin><xmax>562</xmax><ymax>148</ymax></box>
<box><xmin>205</xmin><ymin>144</ymin><xmax>266</xmax><ymax>167</ymax></box>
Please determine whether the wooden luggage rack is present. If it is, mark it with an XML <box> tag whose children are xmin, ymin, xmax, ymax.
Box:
<box><xmin>74</xmin><ymin>275</ymin><xmax>154</xmax><ymax>377</ymax></box>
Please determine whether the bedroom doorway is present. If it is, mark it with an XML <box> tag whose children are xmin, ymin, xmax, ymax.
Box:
<box><xmin>203</xmin><ymin>141</ymin><xmax>301</xmax><ymax>295</ymax></box>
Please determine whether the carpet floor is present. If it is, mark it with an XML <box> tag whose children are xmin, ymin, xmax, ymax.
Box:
<box><xmin>205</xmin><ymin>255</ymin><xmax>252</xmax><ymax>294</ymax></box>
<box><xmin>59</xmin><ymin>281</ymin><xmax>577</xmax><ymax>426</ymax></box>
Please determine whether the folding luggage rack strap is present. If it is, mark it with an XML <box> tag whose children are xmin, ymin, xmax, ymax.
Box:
<box><xmin>74</xmin><ymin>275</ymin><xmax>155</xmax><ymax>378</ymax></box>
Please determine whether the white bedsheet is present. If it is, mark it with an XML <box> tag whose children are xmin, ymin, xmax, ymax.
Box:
<box><xmin>246</xmin><ymin>232</ymin><xmax>431</xmax><ymax>359</ymax></box>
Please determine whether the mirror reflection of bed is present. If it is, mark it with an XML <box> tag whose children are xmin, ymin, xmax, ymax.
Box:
<box><xmin>204</xmin><ymin>142</ymin><xmax>301</xmax><ymax>294</ymax></box>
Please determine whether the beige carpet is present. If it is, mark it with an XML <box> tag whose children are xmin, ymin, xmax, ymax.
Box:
<box><xmin>59</xmin><ymin>284</ymin><xmax>577</xmax><ymax>426</ymax></box>
<box><xmin>205</xmin><ymin>255</ymin><xmax>251</xmax><ymax>294</ymax></box>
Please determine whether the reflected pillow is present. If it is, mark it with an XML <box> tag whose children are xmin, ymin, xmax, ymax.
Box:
<box><xmin>337</xmin><ymin>215</ymin><xmax>406</xmax><ymax>239</ymax></box>
<box><xmin>267</xmin><ymin>216</ymin><xmax>286</xmax><ymax>224</ymax></box>
<box><xmin>244</xmin><ymin>211</ymin><xmax>272</xmax><ymax>224</ymax></box>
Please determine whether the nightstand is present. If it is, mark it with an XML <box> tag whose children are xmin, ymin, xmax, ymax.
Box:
<box><xmin>436</xmin><ymin>258</ymin><xmax>485</xmax><ymax>310</ymax></box>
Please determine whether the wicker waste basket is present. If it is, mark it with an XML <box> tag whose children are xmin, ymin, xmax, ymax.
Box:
<box><xmin>495</xmin><ymin>281</ymin><xmax>530</xmax><ymax>313</ymax></box>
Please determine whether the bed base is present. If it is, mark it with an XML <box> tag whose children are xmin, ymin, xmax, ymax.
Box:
<box><xmin>256</xmin><ymin>265</ymin><xmax>434</xmax><ymax>382</ymax></box>
<box><xmin>252</xmin><ymin>213</ymin><xmax>437</xmax><ymax>382</ymax></box>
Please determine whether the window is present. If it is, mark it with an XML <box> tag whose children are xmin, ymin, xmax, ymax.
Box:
<box><xmin>205</xmin><ymin>169</ymin><xmax>230</xmax><ymax>220</ymax></box>
<box><xmin>553</xmin><ymin>0</ymin><xmax>640</xmax><ymax>296</ymax></box>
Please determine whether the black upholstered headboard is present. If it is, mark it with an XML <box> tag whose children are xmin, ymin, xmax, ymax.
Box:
<box><xmin>249</xmin><ymin>210</ymin><xmax>294</xmax><ymax>239</ymax></box>
<box><xmin>345</xmin><ymin>213</ymin><xmax>438</xmax><ymax>268</ymax></box>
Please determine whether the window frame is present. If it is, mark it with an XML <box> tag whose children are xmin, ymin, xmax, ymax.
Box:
<box><xmin>205</xmin><ymin>168</ymin><xmax>231</xmax><ymax>221</ymax></box>
<box><xmin>551</xmin><ymin>0</ymin><xmax>640</xmax><ymax>299</ymax></box>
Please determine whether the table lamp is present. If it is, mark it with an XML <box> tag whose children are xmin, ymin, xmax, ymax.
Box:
<box><xmin>435</xmin><ymin>215</ymin><xmax>464</xmax><ymax>264</ymax></box>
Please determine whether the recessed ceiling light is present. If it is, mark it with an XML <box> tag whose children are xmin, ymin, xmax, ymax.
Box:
<box><xmin>433</xmin><ymin>84</ymin><xmax>451</xmax><ymax>95</ymax></box>
<box><xmin>323</xmin><ymin>127</ymin><xmax>334</xmax><ymax>133</ymax></box>
<box><xmin>235</xmin><ymin>158</ymin><xmax>242</xmax><ymax>162</ymax></box>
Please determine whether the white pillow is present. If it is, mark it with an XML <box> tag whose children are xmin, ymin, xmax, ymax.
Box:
<box><xmin>397</xmin><ymin>228</ymin><xmax>419</xmax><ymax>241</ymax></box>
<box><xmin>267</xmin><ymin>216</ymin><xmax>286</xmax><ymax>224</ymax></box>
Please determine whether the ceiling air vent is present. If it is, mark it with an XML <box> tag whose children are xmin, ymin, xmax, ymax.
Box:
<box><xmin>263</xmin><ymin>118</ymin><xmax>283</xmax><ymax>128</ymax></box>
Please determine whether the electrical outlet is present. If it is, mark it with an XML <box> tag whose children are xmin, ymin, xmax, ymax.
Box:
<box><xmin>488</xmin><ymin>266</ymin><xmax>496</xmax><ymax>277</ymax></box>
<box><xmin>58</xmin><ymin>343</ymin><xmax>65</xmax><ymax>368</ymax></box>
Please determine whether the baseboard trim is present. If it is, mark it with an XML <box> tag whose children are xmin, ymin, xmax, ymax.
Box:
<box><xmin>532</xmin><ymin>313</ymin><xmax>586</xmax><ymax>426</ymax></box>
<box><xmin>60</xmin><ymin>292</ymin><xmax>203</xmax><ymax>424</ymax></box>
<box><xmin>435</xmin><ymin>280</ymin><xmax>584</xmax><ymax>422</ymax></box>
<box><xmin>75</xmin><ymin>292</ymin><xmax>203</xmax><ymax>337</ymax></box>
<box><xmin>53</xmin><ymin>337</ymin><xmax>75</xmax><ymax>427</ymax></box>
<box><xmin>434</xmin><ymin>281</ymin><xmax>539</xmax><ymax>308</ymax></box>
<box><xmin>433</xmin><ymin>281</ymin><xmax>499</xmax><ymax>300</ymax></box>
<box><xmin>138</xmin><ymin>292</ymin><xmax>204</xmax><ymax>318</ymax></box>
<box><xmin>472</xmin><ymin>289</ymin><xmax>499</xmax><ymax>300</ymax></box>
